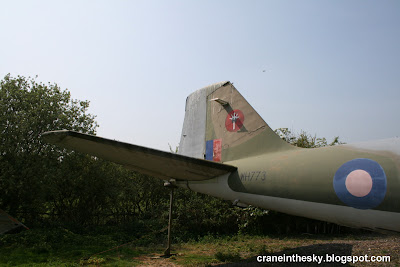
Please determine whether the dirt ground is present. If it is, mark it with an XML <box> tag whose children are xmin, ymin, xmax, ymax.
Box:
<box><xmin>134</xmin><ymin>234</ymin><xmax>400</xmax><ymax>266</ymax></box>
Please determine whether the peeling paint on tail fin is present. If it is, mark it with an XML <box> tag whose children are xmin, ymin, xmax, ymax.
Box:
<box><xmin>178</xmin><ymin>81</ymin><xmax>295</xmax><ymax>162</ymax></box>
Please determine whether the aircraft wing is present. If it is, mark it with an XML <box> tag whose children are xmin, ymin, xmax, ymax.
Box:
<box><xmin>41</xmin><ymin>130</ymin><xmax>237</xmax><ymax>181</ymax></box>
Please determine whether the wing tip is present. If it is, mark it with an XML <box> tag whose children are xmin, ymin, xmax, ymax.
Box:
<box><xmin>41</xmin><ymin>130</ymin><xmax>71</xmax><ymax>144</ymax></box>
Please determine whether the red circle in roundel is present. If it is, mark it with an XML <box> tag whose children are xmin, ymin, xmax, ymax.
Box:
<box><xmin>225</xmin><ymin>109</ymin><xmax>244</xmax><ymax>132</ymax></box>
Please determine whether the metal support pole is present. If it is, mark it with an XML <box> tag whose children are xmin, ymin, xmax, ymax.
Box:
<box><xmin>163</xmin><ymin>187</ymin><xmax>174</xmax><ymax>257</ymax></box>
<box><xmin>162</xmin><ymin>179</ymin><xmax>176</xmax><ymax>258</ymax></box>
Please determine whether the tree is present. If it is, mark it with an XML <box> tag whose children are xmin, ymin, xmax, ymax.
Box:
<box><xmin>0</xmin><ymin>74</ymin><xmax>98</xmax><ymax>223</ymax></box>
<box><xmin>274</xmin><ymin>128</ymin><xmax>344</xmax><ymax>148</ymax></box>
<box><xmin>0</xmin><ymin>74</ymin><xmax>169</xmax><ymax>228</ymax></box>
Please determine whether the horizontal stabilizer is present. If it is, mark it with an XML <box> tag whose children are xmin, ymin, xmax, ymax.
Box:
<box><xmin>42</xmin><ymin>130</ymin><xmax>237</xmax><ymax>181</ymax></box>
<box><xmin>0</xmin><ymin>209</ymin><xmax>29</xmax><ymax>234</ymax></box>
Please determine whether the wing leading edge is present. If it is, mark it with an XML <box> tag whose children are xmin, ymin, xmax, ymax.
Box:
<box><xmin>41</xmin><ymin>130</ymin><xmax>237</xmax><ymax>181</ymax></box>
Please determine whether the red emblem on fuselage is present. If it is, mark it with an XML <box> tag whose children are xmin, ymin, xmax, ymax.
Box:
<box><xmin>225</xmin><ymin>109</ymin><xmax>244</xmax><ymax>132</ymax></box>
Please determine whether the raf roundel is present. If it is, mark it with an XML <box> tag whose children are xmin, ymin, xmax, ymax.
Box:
<box><xmin>333</xmin><ymin>158</ymin><xmax>387</xmax><ymax>210</ymax></box>
<box><xmin>225</xmin><ymin>109</ymin><xmax>244</xmax><ymax>132</ymax></box>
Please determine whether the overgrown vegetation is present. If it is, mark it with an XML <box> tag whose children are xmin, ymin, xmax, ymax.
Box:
<box><xmin>0</xmin><ymin>74</ymin><xmax>169</xmax><ymax>228</ymax></box>
<box><xmin>0</xmin><ymin>229</ymin><xmax>396</xmax><ymax>266</ymax></box>
<box><xmin>0</xmin><ymin>74</ymin><xmax>356</xmax><ymax>265</ymax></box>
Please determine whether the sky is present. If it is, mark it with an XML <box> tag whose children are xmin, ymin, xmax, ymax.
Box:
<box><xmin>1</xmin><ymin>1</ymin><xmax>399</xmax><ymax>151</ymax></box>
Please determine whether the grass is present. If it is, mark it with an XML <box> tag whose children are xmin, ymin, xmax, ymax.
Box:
<box><xmin>0</xmin><ymin>228</ymin><xmax>399</xmax><ymax>266</ymax></box>
<box><xmin>0</xmin><ymin>227</ymin><xmax>146</xmax><ymax>266</ymax></box>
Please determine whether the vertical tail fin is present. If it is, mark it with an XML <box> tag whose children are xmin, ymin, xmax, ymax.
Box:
<box><xmin>178</xmin><ymin>81</ymin><xmax>294</xmax><ymax>162</ymax></box>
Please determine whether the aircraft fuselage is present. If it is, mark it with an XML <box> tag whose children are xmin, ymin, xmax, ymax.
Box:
<box><xmin>178</xmin><ymin>138</ymin><xmax>400</xmax><ymax>233</ymax></box>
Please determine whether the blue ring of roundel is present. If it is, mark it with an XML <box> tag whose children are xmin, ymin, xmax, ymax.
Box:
<box><xmin>333</xmin><ymin>158</ymin><xmax>387</xmax><ymax>210</ymax></box>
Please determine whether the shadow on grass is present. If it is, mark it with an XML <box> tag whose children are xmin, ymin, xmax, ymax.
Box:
<box><xmin>215</xmin><ymin>243</ymin><xmax>353</xmax><ymax>266</ymax></box>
